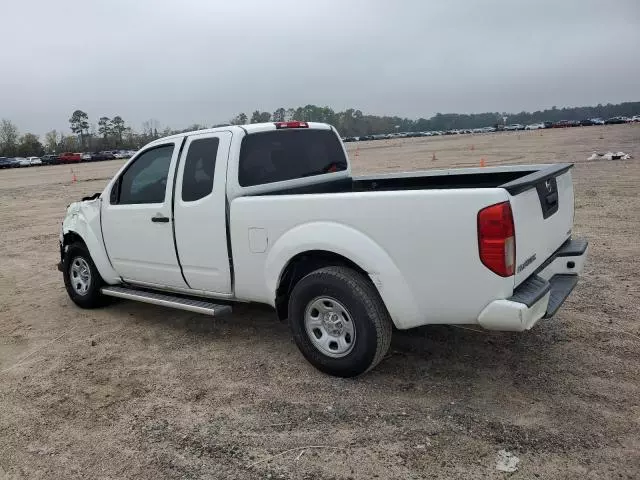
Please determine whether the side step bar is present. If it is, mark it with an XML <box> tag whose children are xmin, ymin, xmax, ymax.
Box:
<box><xmin>101</xmin><ymin>286</ymin><xmax>232</xmax><ymax>316</ymax></box>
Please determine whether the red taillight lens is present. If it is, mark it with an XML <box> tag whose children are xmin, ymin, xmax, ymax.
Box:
<box><xmin>274</xmin><ymin>121</ymin><xmax>309</xmax><ymax>129</ymax></box>
<box><xmin>478</xmin><ymin>201</ymin><xmax>515</xmax><ymax>277</ymax></box>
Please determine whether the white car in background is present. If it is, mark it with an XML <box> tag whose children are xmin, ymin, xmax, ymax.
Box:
<box><xmin>27</xmin><ymin>156</ymin><xmax>42</xmax><ymax>166</ymax></box>
<box><xmin>15</xmin><ymin>157</ymin><xmax>31</xmax><ymax>167</ymax></box>
<box><xmin>525</xmin><ymin>123</ymin><xmax>544</xmax><ymax>130</ymax></box>
<box><xmin>81</xmin><ymin>153</ymin><xmax>92</xmax><ymax>161</ymax></box>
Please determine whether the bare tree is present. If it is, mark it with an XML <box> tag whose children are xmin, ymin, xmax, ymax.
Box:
<box><xmin>44</xmin><ymin>130</ymin><xmax>60</xmax><ymax>152</ymax></box>
<box><xmin>123</xmin><ymin>127</ymin><xmax>135</xmax><ymax>147</ymax></box>
<box><xmin>60</xmin><ymin>134</ymin><xmax>79</xmax><ymax>152</ymax></box>
<box><xmin>142</xmin><ymin>119</ymin><xmax>160</xmax><ymax>138</ymax></box>
<box><xmin>0</xmin><ymin>119</ymin><xmax>19</xmax><ymax>156</ymax></box>
<box><xmin>88</xmin><ymin>123</ymin><xmax>97</xmax><ymax>150</ymax></box>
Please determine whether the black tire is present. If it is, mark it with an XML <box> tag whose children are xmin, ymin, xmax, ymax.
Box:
<box><xmin>63</xmin><ymin>242</ymin><xmax>106</xmax><ymax>308</ymax></box>
<box><xmin>288</xmin><ymin>266</ymin><xmax>393</xmax><ymax>377</ymax></box>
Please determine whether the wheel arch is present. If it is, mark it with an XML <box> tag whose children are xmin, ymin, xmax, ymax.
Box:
<box><xmin>266</xmin><ymin>221</ymin><xmax>420</xmax><ymax>329</ymax></box>
<box><xmin>63</xmin><ymin>231</ymin><xmax>86</xmax><ymax>248</ymax></box>
<box><xmin>62</xmin><ymin>202</ymin><xmax>120</xmax><ymax>284</ymax></box>
<box><xmin>275</xmin><ymin>250</ymin><xmax>368</xmax><ymax>321</ymax></box>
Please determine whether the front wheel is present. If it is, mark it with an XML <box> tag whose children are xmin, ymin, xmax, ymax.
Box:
<box><xmin>63</xmin><ymin>242</ymin><xmax>106</xmax><ymax>308</ymax></box>
<box><xmin>288</xmin><ymin>266</ymin><xmax>393</xmax><ymax>377</ymax></box>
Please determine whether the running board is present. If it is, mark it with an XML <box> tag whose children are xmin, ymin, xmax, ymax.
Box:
<box><xmin>101</xmin><ymin>286</ymin><xmax>232</xmax><ymax>316</ymax></box>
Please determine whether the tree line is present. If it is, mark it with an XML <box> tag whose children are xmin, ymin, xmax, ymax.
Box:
<box><xmin>0</xmin><ymin>111</ymin><xmax>171</xmax><ymax>157</ymax></box>
<box><xmin>1</xmin><ymin>101</ymin><xmax>638</xmax><ymax>157</ymax></box>
<box><xmin>228</xmin><ymin>102</ymin><xmax>639</xmax><ymax>136</ymax></box>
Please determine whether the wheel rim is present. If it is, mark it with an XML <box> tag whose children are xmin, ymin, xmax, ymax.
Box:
<box><xmin>69</xmin><ymin>257</ymin><xmax>91</xmax><ymax>296</ymax></box>
<box><xmin>304</xmin><ymin>297</ymin><xmax>356</xmax><ymax>358</ymax></box>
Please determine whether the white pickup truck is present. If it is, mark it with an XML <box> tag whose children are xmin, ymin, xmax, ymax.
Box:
<box><xmin>59</xmin><ymin>121</ymin><xmax>588</xmax><ymax>376</ymax></box>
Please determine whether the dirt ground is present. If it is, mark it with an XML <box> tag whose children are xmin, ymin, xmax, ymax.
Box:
<box><xmin>1</xmin><ymin>125</ymin><xmax>639</xmax><ymax>479</ymax></box>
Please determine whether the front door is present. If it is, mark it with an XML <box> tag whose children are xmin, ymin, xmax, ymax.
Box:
<box><xmin>101</xmin><ymin>141</ymin><xmax>188</xmax><ymax>288</ymax></box>
<box><xmin>173</xmin><ymin>131</ymin><xmax>233</xmax><ymax>293</ymax></box>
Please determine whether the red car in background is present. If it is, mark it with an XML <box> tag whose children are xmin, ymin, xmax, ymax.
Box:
<box><xmin>58</xmin><ymin>152</ymin><xmax>82</xmax><ymax>163</ymax></box>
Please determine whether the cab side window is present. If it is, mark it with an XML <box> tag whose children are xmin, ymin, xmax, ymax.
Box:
<box><xmin>181</xmin><ymin>138</ymin><xmax>219</xmax><ymax>202</ymax></box>
<box><xmin>112</xmin><ymin>145</ymin><xmax>174</xmax><ymax>204</ymax></box>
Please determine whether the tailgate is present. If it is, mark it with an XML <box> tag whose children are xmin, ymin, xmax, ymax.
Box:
<box><xmin>503</xmin><ymin>164</ymin><xmax>575</xmax><ymax>286</ymax></box>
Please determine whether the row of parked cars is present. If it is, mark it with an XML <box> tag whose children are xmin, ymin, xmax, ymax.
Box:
<box><xmin>0</xmin><ymin>156</ymin><xmax>44</xmax><ymax>168</ymax></box>
<box><xmin>517</xmin><ymin>116</ymin><xmax>640</xmax><ymax>130</ymax></box>
<box><xmin>0</xmin><ymin>150</ymin><xmax>137</xmax><ymax>169</ymax></box>
<box><xmin>342</xmin><ymin>115</ymin><xmax>640</xmax><ymax>142</ymax></box>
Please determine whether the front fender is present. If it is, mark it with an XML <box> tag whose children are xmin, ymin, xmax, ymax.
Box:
<box><xmin>62</xmin><ymin>199</ymin><xmax>120</xmax><ymax>284</ymax></box>
<box><xmin>265</xmin><ymin>221</ymin><xmax>420</xmax><ymax>329</ymax></box>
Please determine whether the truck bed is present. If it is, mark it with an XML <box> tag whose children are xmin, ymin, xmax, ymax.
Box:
<box><xmin>230</xmin><ymin>161</ymin><xmax>576</xmax><ymax>328</ymax></box>
<box><xmin>257</xmin><ymin>164</ymin><xmax>572</xmax><ymax>196</ymax></box>
<box><xmin>239</xmin><ymin>162</ymin><xmax>576</xmax><ymax>293</ymax></box>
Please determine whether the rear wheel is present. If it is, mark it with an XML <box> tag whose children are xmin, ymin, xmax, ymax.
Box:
<box><xmin>288</xmin><ymin>266</ymin><xmax>393</xmax><ymax>377</ymax></box>
<box><xmin>63</xmin><ymin>242</ymin><xmax>106</xmax><ymax>308</ymax></box>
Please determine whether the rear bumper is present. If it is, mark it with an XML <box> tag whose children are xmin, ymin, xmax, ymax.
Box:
<box><xmin>477</xmin><ymin>237</ymin><xmax>588</xmax><ymax>331</ymax></box>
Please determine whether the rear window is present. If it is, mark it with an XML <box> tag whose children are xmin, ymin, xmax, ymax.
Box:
<box><xmin>238</xmin><ymin>129</ymin><xmax>347</xmax><ymax>187</ymax></box>
<box><xmin>181</xmin><ymin>137</ymin><xmax>219</xmax><ymax>202</ymax></box>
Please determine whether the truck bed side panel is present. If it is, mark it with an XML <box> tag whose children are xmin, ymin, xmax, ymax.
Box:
<box><xmin>230</xmin><ymin>189</ymin><xmax>514</xmax><ymax>329</ymax></box>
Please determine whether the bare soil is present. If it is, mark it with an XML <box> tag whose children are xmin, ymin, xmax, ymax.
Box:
<box><xmin>1</xmin><ymin>124</ymin><xmax>639</xmax><ymax>479</ymax></box>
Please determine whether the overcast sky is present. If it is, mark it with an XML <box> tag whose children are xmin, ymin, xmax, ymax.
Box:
<box><xmin>1</xmin><ymin>0</ymin><xmax>639</xmax><ymax>135</ymax></box>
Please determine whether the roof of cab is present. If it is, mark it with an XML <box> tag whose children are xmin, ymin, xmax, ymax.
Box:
<box><xmin>154</xmin><ymin>121</ymin><xmax>332</xmax><ymax>143</ymax></box>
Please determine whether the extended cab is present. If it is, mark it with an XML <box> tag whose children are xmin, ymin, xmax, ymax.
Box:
<box><xmin>59</xmin><ymin>122</ymin><xmax>588</xmax><ymax>376</ymax></box>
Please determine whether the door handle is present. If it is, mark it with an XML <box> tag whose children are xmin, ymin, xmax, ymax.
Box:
<box><xmin>151</xmin><ymin>214</ymin><xmax>170</xmax><ymax>223</ymax></box>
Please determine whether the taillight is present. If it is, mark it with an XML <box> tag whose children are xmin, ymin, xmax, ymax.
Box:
<box><xmin>274</xmin><ymin>121</ymin><xmax>308</xmax><ymax>129</ymax></box>
<box><xmin>478</xmin><ymin>201</ymin><xmax>515</xmax><ymax>277</ymax></box>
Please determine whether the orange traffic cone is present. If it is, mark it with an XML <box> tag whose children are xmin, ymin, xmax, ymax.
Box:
<box><xmin>71</xmin><ymin>169</ymin><xmax>77</xmax><ymax>183</ymax></box>
<box><xmin>480</xmin><ymin>158</ymin><xmax>486</xmax><ymax>167</ymax></box>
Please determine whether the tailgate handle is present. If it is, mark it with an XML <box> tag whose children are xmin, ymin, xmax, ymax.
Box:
<box><xmin>545</xmin><ymin>192</ymin><xmax>558</xmax><ymax>206</ymax></box>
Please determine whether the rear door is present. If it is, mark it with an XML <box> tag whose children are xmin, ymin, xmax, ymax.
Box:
<box><xmin>508</xmin><ymin>168</ymin><xmax>574</xmax><ymax>285</ymax></box>
<box><xmin>173</xmin><ymin>131</ymin><xmax>233</xmax><ymax>293</ymax></box>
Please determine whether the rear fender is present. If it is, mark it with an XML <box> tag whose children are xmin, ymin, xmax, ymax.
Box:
<box><xmin>62</xmin><ymin>199</ymin><xmax>120</xmax><ymax>284</ymax></box>
<box><xmin>265</xmin><ymin>222</ymin><xmax>420</xmax><ymax>329</ymax></box>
